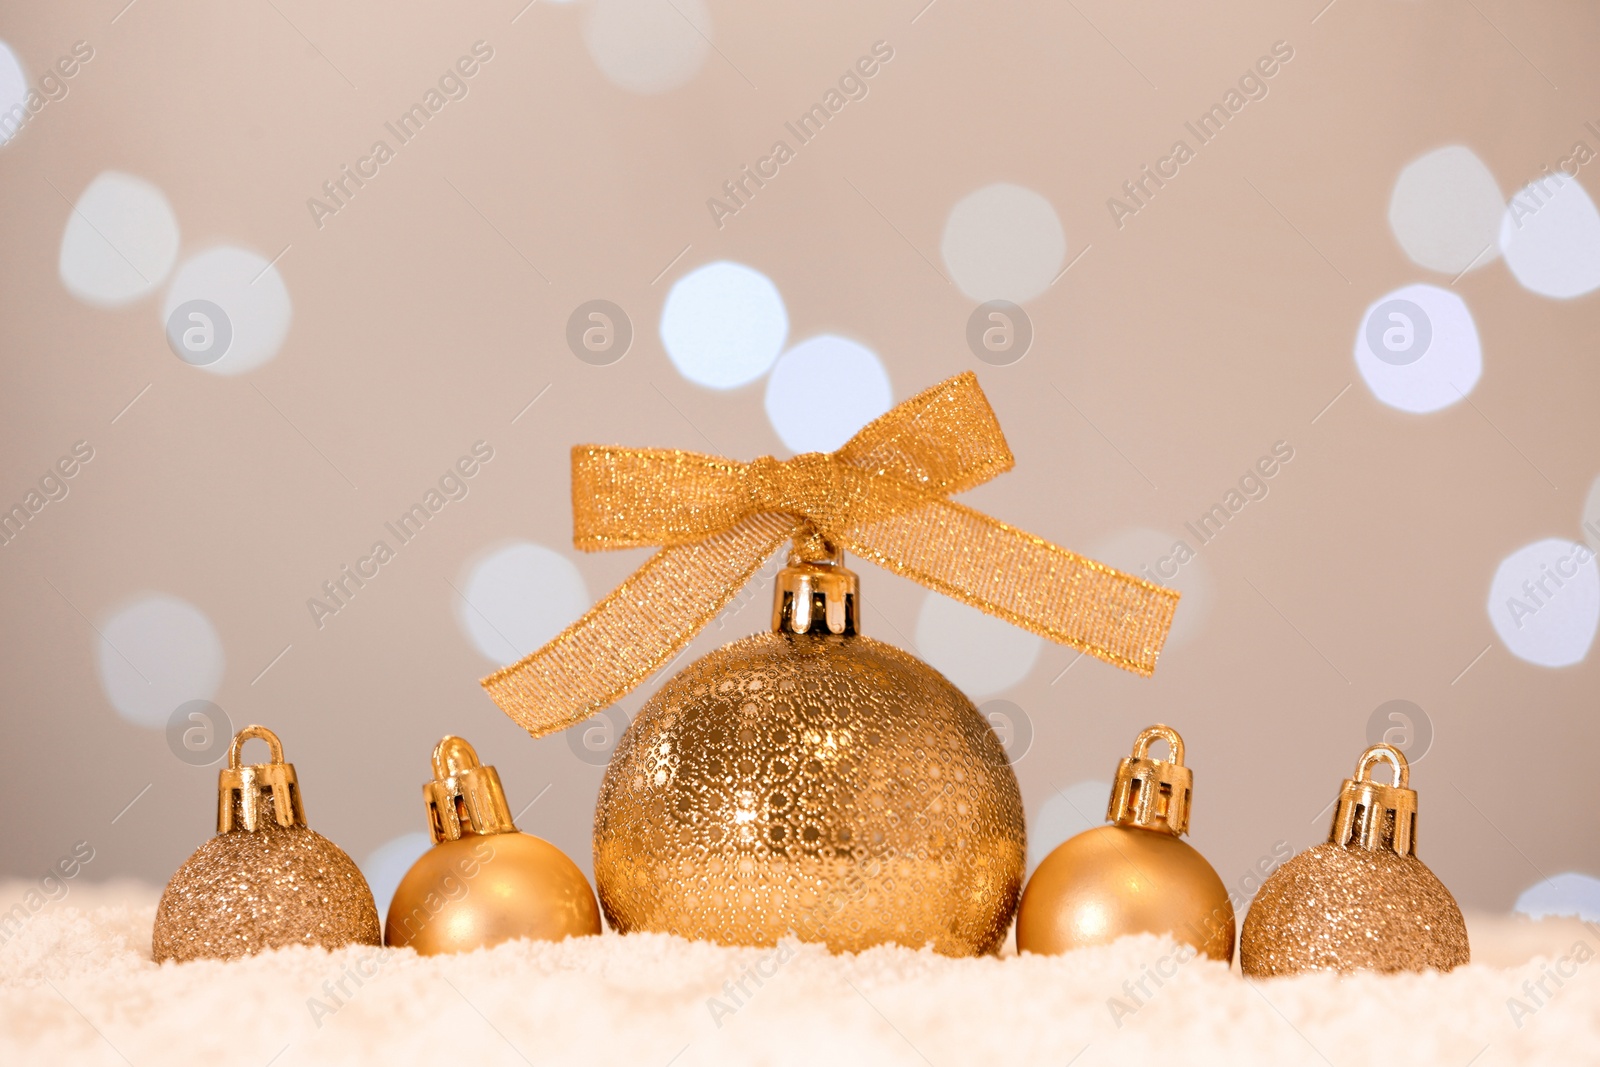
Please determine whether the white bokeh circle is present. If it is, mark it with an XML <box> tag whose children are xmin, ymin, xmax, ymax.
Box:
<box><xmin>915</xmin><ymin>594</ymin><xmax>1042</xmax><ymax>699</ymax></box>
<box><xmin>764</xmin><ymin>336</ymin><xmax>892</xmax><ymax>453</ymax></box>
<box><xmin>362</xmin><ymin>831</ymin><xmax>433</xmax><ymax>920</ymax></box>
<box><xmin>1499</xmin><ymin>175</ymin><xmax>1600</xmax><ymax>299</ymax></box>
<box><xmin>660</xmin><ymin>260</ymin><xmax>788</xmax><ymax>389</ymax></box>
<box><xmin>940</xmin><ymin>183</ymin><xmax>1066</xmax><ymax>304</ymax></box>
<box><xmin>1514</xmin><ymin>872</ymin><xmax>1600</xmax><ymax>922</ymax></box>
<box><xmin>59</xmin><ymin>172</ymin><xmax>180</xmax><ymax>307</ymax></box>
<box><xmin>95</xmin><ymin>594</ymin><xmax>225</xmax><ymax>729</ymax></box>
<box><xmin>458</xmin><ymin>542</ymin><xmax>590</xmax><ymax>663</ymax></box>
<box><xmin>1387</xmin><ymin>146</ymin><xmax>1504</xmax><ymax>275</ymax></box>
<box><xmin>1088</xmin><ymin>527</ymin><xmax>1211</xmax><ymax>650</ymax></box>
<box><xmin>1582</xmin><ymin>473</ymin><xmax>1600</xmax><ymax>553</ymax></box>
<box><xmin>0</xmin><ymin>41</ymin><xmax>26</xmax><ymax>148</ymax></box>
<box><xmin>161</xmin><ymin>246</ymin><xmax>293</xmax><ymax>375</ymax></box>
<box><xmin>583</xmin><ymin>0</ymin><xmax>710</xmax><ymax>95</ymax></box>
<box><xmin>1487</xmin><ymin>537</ymin><xmax>1599</xmax><ymax>668</ymax></box>
<box><xmin>1353</xmin><ymin>283</ymin><xmax>1481</xmax><ymax>413</ymax></box>
<box><xmin>1028</xmin><ymin>781</ymin><xmax>1111</xmax><ymax>873</ymax></box>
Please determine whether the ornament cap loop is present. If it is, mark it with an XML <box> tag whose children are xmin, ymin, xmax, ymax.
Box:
<box><xmin>217</xmin><ymin>725</ymin><xmax>306</xmax><ymax>833</ymax></box>
<box><xmin>423</xmin><ymin>735</ymin><xmax>518</xmax><ymax>843</ymax></box>
<box><xmin>1106</xmin><ymin>723</ymin><xmax>1192</xmax><ymax>836</ymax></box>
<box><xmin>1329</xmin><ymin>743</ymin><xmax>1418</xmax><ymax>856</ymax></box>
<box><xmin>772</xmin><ymin>542</ymin><xmax>860</xmax><ymax>636</ymax></box>
<box><xmin>1354</xmin><ymin>743</ymin><xmax>1409</xmax><ymax>789</ymax></box>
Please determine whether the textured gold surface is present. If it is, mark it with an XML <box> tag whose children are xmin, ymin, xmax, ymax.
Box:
<box><xmin>593</xmin><ymin>630</ymin><xmax>1026</xmax><ymax>956</ymax></box>
<box><xmin>152</xmin><ymin>823</ymin><xmax>380</xmax><ymax>962</ymax></box>
<box><xmin>1239</xmin><ymin>843</ymin><xmax>1470</xmax><ymax>976</ymax></box>
<box><xmin>1017</xmin><ymin>823</ymin><xmax>1236</xmax><ymax>961</ymax></box>
<box><xmin>483</xmin><ymin>373</ymin><xmax>1178</xmax><ymax>738</ymax></box>
<box><xmin>385</xmin><ymin>835</ymin><xmax>601</xmax><ymax>955</ymax></box>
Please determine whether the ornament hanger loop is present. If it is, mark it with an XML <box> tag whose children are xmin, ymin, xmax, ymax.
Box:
<box><xmin>433</xmin><ymin>735</ymin><xmax>483</xmax><ymax>779</ymax></box>
<box><xmin>1354</xmin><ymin>743</ymin><xmax>1409</xmax><ymax>789</ymax></box>
<box><xmin>1130</xmin><ymin>723</ymin><xmax>1184</xmax><ymax>766</ymax></box>
<box><xmin>228</xmin><ymin>724</ymin><xmax>285</xmax><ymax>769</ymax></box>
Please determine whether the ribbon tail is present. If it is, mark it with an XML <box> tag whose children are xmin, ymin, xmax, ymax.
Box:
<box><xmin>481</xmin><ymin>513</ymin><xmax>797</xmax><ymax>738</ymax></box>
<box><xmin>844</xmin><ymin>500</ymin><xmax>1179</xmax><ymax>676</ymax></box>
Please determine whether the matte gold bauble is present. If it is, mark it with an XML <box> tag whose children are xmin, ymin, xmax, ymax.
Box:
<box><xmin>1240</xmin><ymin>743</ymin><xmax>1469</xmax><ymax>976</ymax></box>
<box><xmin>386</xmin><ymin>736</ymin><xmax>600</xmax><ymax>954</ymax></box>
<box><xmin>593</xmin><ymin>553</ymin><xmax>1026</xmax><ymax>956</ymax></box>
<box><xmin>153</xmin><ymin>726</ymin><xmax>380</xmax><ymax>963</ymax></box>
<box><xmin>1017</xmin><ymin>725</ymin><xmax>1234</xmax><ymax>961</ymax></box>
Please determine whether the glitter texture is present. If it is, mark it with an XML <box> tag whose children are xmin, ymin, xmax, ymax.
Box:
<box><xmin>152</xmin><ymin>823</ymin><xmax>381</xmax><ymax>963</ymax></box>
<box><xmin>1239</xmin><ymin>843</ymin><xmax>1470</xmax><ymax>976</ymax></box>
<box><xmin>593</xmin><ymin>630</ymin><xmax>1027</xmax><ymax>956</ymax></box>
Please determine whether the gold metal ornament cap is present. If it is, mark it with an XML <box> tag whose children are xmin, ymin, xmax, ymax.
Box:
<box><xmin>1328</xmin><ymin>743</ymin><xmax>1417</xmax><ymax>855</ymax></box>
<box><xmin>1106</xmin><ymin>724</ymin><xmax>1192</xmax><ymax>835</ymax></box>
<box><xmin>772</xmin><ymin>542</ymin><xmax>859</xmax><ymax>636</ymax></box>
<box><xmin>217</xmin><ymin>725</ymin><xmax>306</xmax><ymax>832</ymax></box>
<box><xmin>423</xmin><ymin>735</ymin><xmax>518</xmax><ymax>843</ymax></box>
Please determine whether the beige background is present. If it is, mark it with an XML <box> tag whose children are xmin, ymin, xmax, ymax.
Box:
<box><xmin>1</xmin><ymin>0</ymin><xmax>1597</xmax><ymax>917</ymax></box>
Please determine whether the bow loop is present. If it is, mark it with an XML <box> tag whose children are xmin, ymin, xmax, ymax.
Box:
<box><xmin>486</xmin><ymin>372</ymin><xmax>1179</xmax><ymax>739</ymax></box>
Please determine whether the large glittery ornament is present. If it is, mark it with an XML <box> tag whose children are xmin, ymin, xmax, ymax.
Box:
<box><xmin>1240</xmin><ymin>743</ymin><xmax>1469</xmax><ymax>976</ymax></box>
<box><xmin>386</xmin><ymin>736</ymin><xmax>600</xmax><ymax>954</ymax></box>
<box><xmin>153</xmin><ymin>725</ymin><xmax>380</xmax><ymax>963</ymax></box>
<box><xmin>1017</xmin><ymin>725</ymin><xmax>1234</xmax><ymax>961</ymax></box>
<box><xmin>593</xmin><ymin>551</ymin><xmax>1026</xmax><ymax>956</ymax></box>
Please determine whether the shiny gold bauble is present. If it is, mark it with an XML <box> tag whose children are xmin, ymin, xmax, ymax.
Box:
<box><xmin>1017</xmin><ymin>822</ymin><xmax>1234</xmax><ymax>960</ymax></box>
<box><xmin>1239</xmin><ymin>843</ymin><xmax>1469</xmax><ymax>975</ymax></box>
<box><xmin>386</xmin><ymin>834</ymin><xmax>601</xmax><ymax>954</ymax></box>
<box><xmin>153</xmin><ymin>724</ymin><xmax>378</xmax><ymax>963</ymax></box>
<box><xmin>593</xmin><ymin>630</ymin><xmax>1026</xmax><ymax>955</ymax></box>
<box><xmin>154</xmin><ymin>822</ymin><xmax>381</xmax><ymax>962</ymax></box>
<box><xmin>1239</xmin><ymin>743</ymin><xmax>1469</xmax><ymax>976</ymax></box>
<box><xmin>1016</xmin><ymin>725</ymin><xmax>1234</xmax><ymax>960</ymax></box>
<box><xmin>385</xmin><ymin>735</ymin><xmax>600</xmax><ymax>955</ymax></box>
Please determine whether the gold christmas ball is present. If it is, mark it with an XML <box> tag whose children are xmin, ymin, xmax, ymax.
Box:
<box><xmin>154</xmin><ymin>823</ymin><xmax>381</xmax><ymax>963</ymax></box>
<box><xmin>386</xmin><ymin>835</ymin><xmax>601</xmax><ymax>954</ymax></box>
<box><xmin>1018</xmin><ymin>825</ymin><xmax>1234</xmax><ymax>960</ymax></box>
<box><xmin>1239</xmin><ymin>743</ymin><xmax>1469</xmax><ymax>976</ymax></box>
<box><xmin>153</xmin><ymin>726</ymin><xmax>379</xmax><ymax>963</ymax></box>
<box><xmin>1240</xmin><ymin>843</ymin><xmax>1468</xmax><ymax>975</ymax></box>
<box><xmin>593</xmin><ymin>625</ymin><xmax>1026</xmax><ymax>956</ymax></box>
<box><xmin>386</xmin><ymin>737</ymin><xmax>601</xmax><ymax>955</ymax></box>
<box><xmin>1017</xmin><ymin>725</ymin><xmax>1234</xmax><ymax>961</ymax></box>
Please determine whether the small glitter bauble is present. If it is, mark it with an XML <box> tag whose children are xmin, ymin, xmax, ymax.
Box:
<box><xmin>593</xmin><ymin>556</ymin><xmax>1025</xmax><ymax>955</ymax></box>
<box><xmin>153</xmin><ymin>726</ymin><xmax>380</xmax><ymax>963</ymax></box>
<box><xmin>1240</xmin><ymin>743</ymin><xmax>1469</xmax><ymax>976</ymax></box>
<box><xmin>1239</xmin><ymin>843</ymin><xmax>1469</xmax><ymax>975</ymax></box>
<box><xmin>154</xmin><ymin>824</ymin><xmax>380</xmax><ymax>962</ymax></box>
<box><xmin>386</xmin><ymin>737</ymin><xmax>600</xmax><ymax>955</ymax></box>
<box><xmin>1018</xmin><ymin>725</ymin><xmax>1234</xmax><ymax>961</ymax></box>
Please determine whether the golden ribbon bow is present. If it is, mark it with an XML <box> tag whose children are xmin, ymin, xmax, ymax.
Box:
<box><xmin>482</xmin><ymin>372</ymin><xmax>1178</xmax><ymax>738</ymax></box>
